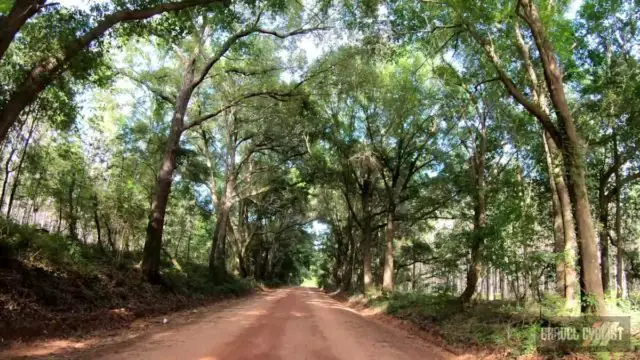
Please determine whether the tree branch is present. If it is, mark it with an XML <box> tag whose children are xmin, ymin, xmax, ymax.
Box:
<box><xmin>0</xmin><ymin>0</ymin><xmax>229</xmax><ymax>142</ymax></box>
<box><xmin>117</xmin><ymin>69</ymin><xmax>176</xmax><ymax>104</ymax></box>
<box><xmin>463</xmin><ymin>23</ymin><xmax>563</xmax><ymax>147</ymax></box>
<box><xmin>0</xmin><ymin>0</ymin><xmax>47</xmax><ymax>62</ymax></box>
<box><xmin>182</xmin><ymin>90</ymin><xmax>297</xmax><ymax>131</ymax></box>
<box><xmin>605</xmin><ymin>171</ymin><xmax>640</xmax><ymax>202</ymax></box>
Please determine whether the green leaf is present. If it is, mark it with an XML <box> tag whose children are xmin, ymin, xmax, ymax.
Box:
<box><xmin>0</xmin><ymin>0</ymin><xmax>13</xmax><ymax>14</ymax></box>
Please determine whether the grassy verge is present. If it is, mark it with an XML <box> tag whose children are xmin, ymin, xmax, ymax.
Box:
<box><xmin>0</xmin><ymin>219</ymin><xmax>254</xmax><ymax>344</ymax></box>
<box><xmin>343</xmin><ymin>291</ymin><xmax>640</xmax><ymax>359</ymax></box>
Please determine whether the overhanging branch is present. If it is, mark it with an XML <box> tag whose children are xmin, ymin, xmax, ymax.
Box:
<box><xmin>182</xmin><ymin>90</ymin><xmax>297</xmax><ymax>131</ymax></box>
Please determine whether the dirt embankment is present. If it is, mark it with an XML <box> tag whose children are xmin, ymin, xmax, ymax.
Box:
<box><xmin>0</xmin><ymin>255</ymin><xmax>252</xmax><ymax>345</ymax></box>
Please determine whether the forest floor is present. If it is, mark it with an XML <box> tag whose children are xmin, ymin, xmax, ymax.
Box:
<box><xmin>0</xmin><ymin>219</ymin><xmax>254</xmax><ymax>346</ymax></box>
<box><xmin>334</xmin><ymin>291</ymin><xmax>640</xmax><ymax>359</ymax></box>
<box><xmin>0</xmin><ymin>287</ymin><xmax>460</xmax><ymax>360</ymax></box>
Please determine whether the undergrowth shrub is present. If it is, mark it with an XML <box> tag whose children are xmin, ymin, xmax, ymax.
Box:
<box><xmin>363</xmin><ymin>292</ymin><xmax>551</xmax><ymax>356</ymax></box>
<box><xmin>0</xmin><ymin>218</ymin><xmax>257</xmax><ymax>298</ymax></box>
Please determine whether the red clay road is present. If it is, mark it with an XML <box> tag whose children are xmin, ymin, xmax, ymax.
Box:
<box><xmin>3</xmin><ymin>287</ymin><xmax>458</xmax><ymax>360</ymax></box>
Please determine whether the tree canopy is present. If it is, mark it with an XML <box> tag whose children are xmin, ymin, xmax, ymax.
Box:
<box><xmin>1</xmin><ymin>0</ymin><xmax>640</xmax><ymax>328</ymax></box>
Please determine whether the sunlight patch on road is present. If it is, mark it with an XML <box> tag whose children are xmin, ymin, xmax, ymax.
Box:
<box><xmin>240</xmin><ymin>310</ymin><xmax>268</xmax><ymax>316</ymax></box>
<box><xmin>150</xmin><ymin>331</ymin><xmax>176</xmax><ymax>340</ymax></box>
<box><xmin>305</xmin><ymin>298</ymin><xmax>387</xmax><ymax>317</ymax></box>
<box><xmin>0</xmin><ymin>339</ymin><xmax>93</xmax><ymax>358</ymax></box>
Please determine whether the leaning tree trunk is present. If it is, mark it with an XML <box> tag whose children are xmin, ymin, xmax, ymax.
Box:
<box><xmin>517</xmin><ymin>0</ymin><xmax>606</xmax><ymax>315</ymax></box>
<box><xmin>142</xmin><ymin>127</ymin><xmax>182</xmax><ymax>282</ymax></box>
<box><xmin>514</xmin><ymin>22</ymin><xmax>578</xmax><ymax>310</ymax></box>
<box><xmin>474</xmin><ymin>1</ymin><xmax>602</xmax><ymax>314</ymax></box>
<box><xmin>0</xmin><ymin>148</ymin><xmax>16</xmax><ymax>211</ymax></box>
<box><xmin>546</xmin><ymin>132</ymin><xmax>579</xmax><ymax>313</ymax></box>
<box><xmin>382</xmin><ymin>207</ymin><xmax>395</xmax><ymax>292</ymax></box>
<box><xmin>566</xmin><ymin>152</ymin><xmax>606</xmax><ymax>313</ymax></box>
<box><xmin>140</xmin><ymin>49</ymin><xmax>201</xmax><ymax>282</ymax></box>
<box><xmin>543</xmin><ymin>132</ymin><xmax>565</xmax><ymax>295</ymax></box>
<box><xmin>141</xmin><ymin>72</ymin><xmax>194</xmax><ymax>282</ymax></box>
<box><xmin>7</xmin><ymin>115</ymin><xmax>37</xmax><ymax>218</ymax></box>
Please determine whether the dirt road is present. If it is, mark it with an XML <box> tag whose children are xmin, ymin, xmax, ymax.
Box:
<box><xmin>3</xmin><ymin>288</ymin><xmax>457</xmax><ymax>360</ymax></box>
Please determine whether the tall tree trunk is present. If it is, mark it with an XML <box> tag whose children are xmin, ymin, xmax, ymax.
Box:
<box><xmin>0</xmin><ymin>148</ymin><xmax>16</xmax><ymax>211</ymax></box>
<box><xmin>57</xmin><ymin>194</ymin><xmax>63</xmax><ymax>232</ymax></box>
<box><xmin>29</xmin><ymin>171</ymin><xmax>42</xmax><ymax>223</ymax></box>
<box><xmin>92</xmin><ymin>195</ymin><xmax>103</xmax><ymax>250</ymax></box>
<box><xmin>7</xmin><ymin>115</ymin><xmax>37</xmax><ymax>218</ymax></box>
<box><xmin>68</xmin><ymin>173</ymin><xmax>78</xmax><ymax>241</ymax></box>
<box><xmin>547</xmin><ymin>132</ymin><xmax>580</xmax><ymax>313</ymax></box>
<box><xmin>361</xmin><ymin>175</ymin><xmax>373</xmax><ymax>294</ymax></box>
<box><xmin>490</xmin><ymin>267</ymin><xmax>496</xmax><ymax>300</ymax></box>
<box><xmin>343</xmin><ymin>214</ymin><xmax>357</xmax><ymax>293</ymax></box>
<box><xmin>141</xmin><ymin>65</ymin><xmax>195</xmax><ymax>282</ymax></box>
<box><xmin>261</xmin><ymin>247</ymin><xmax>270</xmax><ymax>280</ymax></box>
<box><xmin>615</xmin><ymin>201</ymin><xmax>625</xmax><ymax>298</ymax></box>
<box><xmin>209</xmin><ymin>198</ymin><xmax>232</xmax><ymax>282</ymax></box>
<box><xmin>333</xmin><ymin>223</ymin><xmax>345</xmax><ymax>288</ymax></box>
<box><xmin>382</xmin><ymin>208</ymin><xmax>395</xmax><ymax>292</ymax></box>
<box><xmin>514</xmin><ymin>22</ymin><xmax>578</xmax><ymax>311</ymax></box>
<box><xmin>209</xmin><ymin>113</ymin><xmax>237</xmax><ymax>283</ymax></box>
<box><xmin>236</xmin><ymin>200</ymin><xmax>250</xmax><ymax>278</ymax></box>
<box><xmin>460</xmin><ymin>115</ymin><xmax>487</xmax><ymax>304</ymax></box>
<box><xmin>614</xmin><ymin>137</ymin><xmax>625</xmax><ymax>299</ymax></box>
<box><xmin>237</xmin><ymin>250</ymin><xmax>247</xmax><ymax>278</ymax></box>
<box><xmin>142</xmin><ymin>128</ymin><xmax>181</xmax><ymax>282</ymax></box>
<box><xmin>105</xmin><ymin>215</ymin><xmax>116</xmax><ymax>252</ymax></box>
<box><xmin>485</xmin><ymin>269</ymin><xmax>491</xmax><ymax>300</ymax></box>
<box><xmin>471</xmin><ymin>1</ymin><xmax>603</xmax><ymax>314</ymax></box>
<box><xmin>341</xmin><ymin>214</ymin><xmax>355</xmax><ymax>292</ymax></box>
<box><xmin>598</xmin><ymin>189</ymin><xmax>611</xmax><ymax>294</ymax></box>
<box><xmin>517</xmin><ymin>0</ymin><xmax>606</xmax><ymax>314</ymax></box>
<box><xmin>185</xmin><ymin>232</ymin><xmax>191</xmax><ymax>265</ymax></box>
<box><xmin>543</xmin><ymin>132</ymin><xmax>566</xmax><ymax>295</ymax></box>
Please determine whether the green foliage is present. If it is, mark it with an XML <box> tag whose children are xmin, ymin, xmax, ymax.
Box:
<box><xmin>364</xmin><ymin>292</ymin><xmax>545</xmax><ymax>355</ymax></box>
<box><xmin>0</xmin><ymin>216</ymin><xmax>255</xmax><ymax>297</ymax></box>
<box><xmin>1</xmin><ymin>0</ymin><xmax>640</xmax><ymax>354</ymax></box>
<box><xmin>164</xmin><ymin>263</ymin><xmax>255</xmax><ymax>297</ymax></box>
<box><xmin>376</xmin><ymin>292</ymin><xmax>460</xmax><ymax>321</ymax></box>
<box><xmin>0</xmin><ymin>217</ymin><xmax>95</xmax><ymax>272</ymax></box>
<box><xmin>0</xmin><ymin>0</ymin><xmax>12</xmax><ymax>14</ymax></box>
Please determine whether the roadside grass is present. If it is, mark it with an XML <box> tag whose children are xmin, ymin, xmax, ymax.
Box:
<box><xmin>357</xmin><ymin>291</ymin><xmax>640</xmax><ymax>359</ymax></box>
<box><xmin>0</xmin><ymin>218</ymin><xmax>254</xmax><ymax>343</ymax></box>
